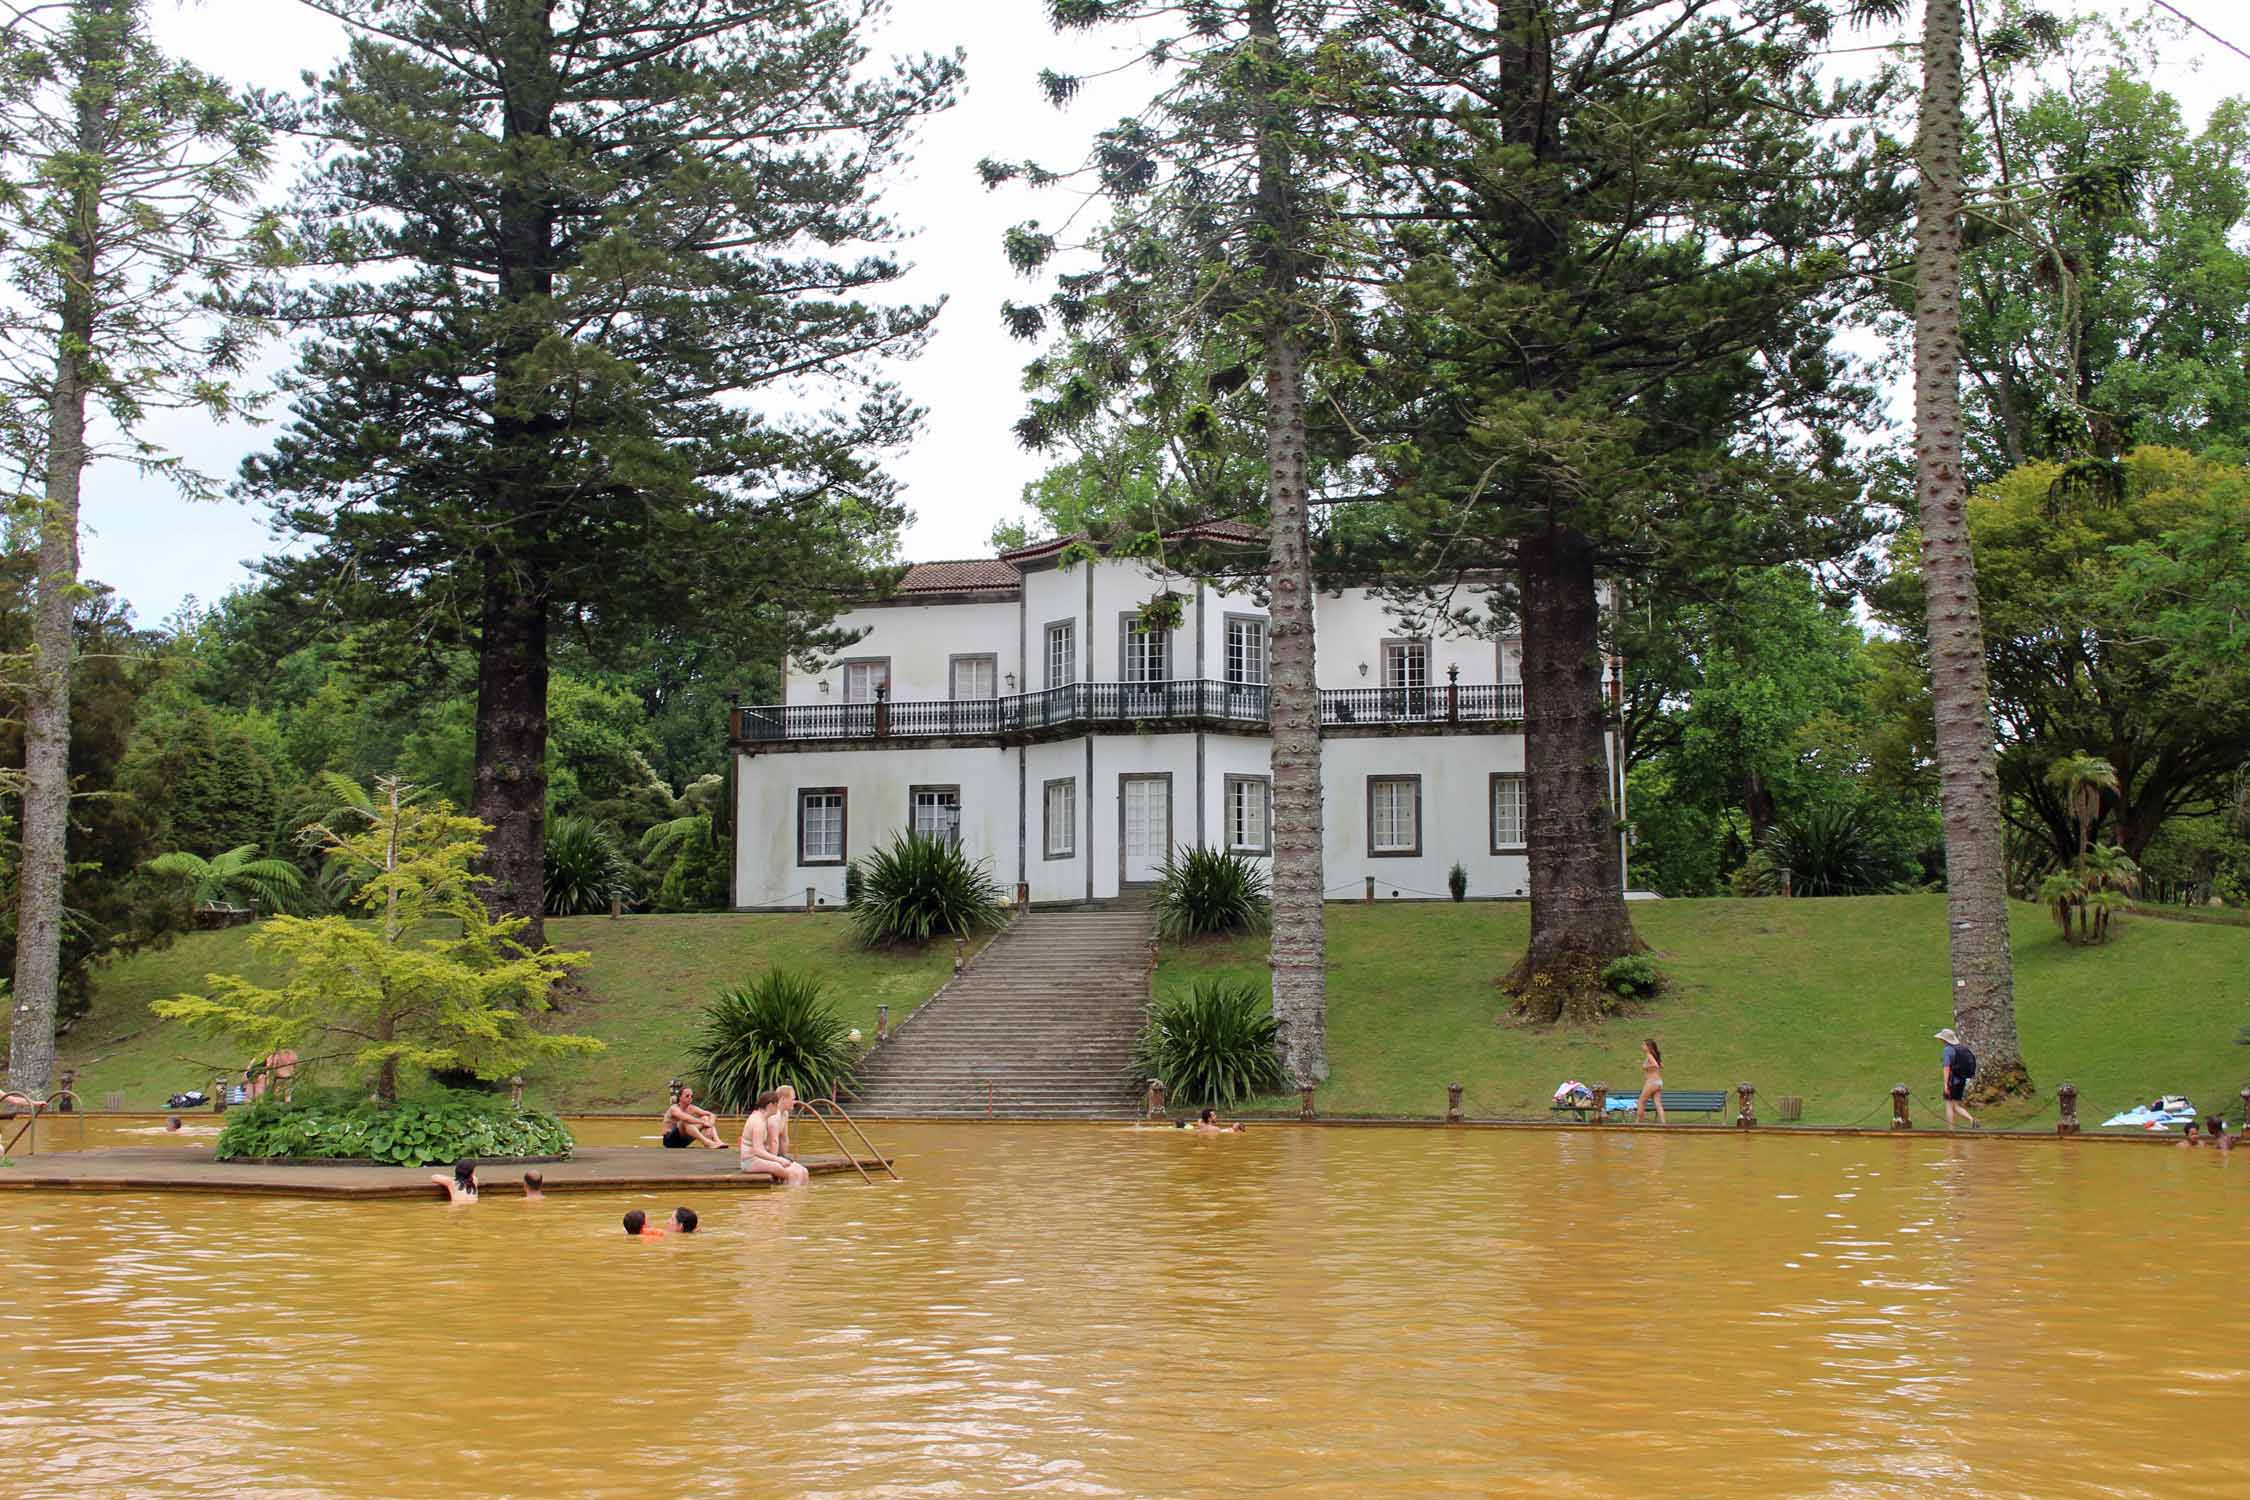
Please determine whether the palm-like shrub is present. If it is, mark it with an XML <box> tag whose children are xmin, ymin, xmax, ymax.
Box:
<box><xmin>144</xmin><ymin>844</ymin><xmax>305</xmax><ymax>913</ymax></box>
<box><xmin>1132</xmin><ymin>979</ymin><xmax>1285</xmax><ymax>1109</ymax></box>
<box><xmin>687</xmin><ymin>969</ymin><xmax>856</xmax><ymax>1109</ymax></box>
<box><xmin>849</xmin><ymin>831</ymin><xmax>1004</xmax><ymax>947</ymax></box>
<box><xmin>1749</xmin><ymin>802</ymin><xmax>1909</xmax><ymax>897</ymax></box>
<box><xmin>543</xmin><ymin>815</ymin><xmax>631</xmax><ymax>916</ymax></box>
<box><xmin>1154</xmin><ymin>845</ymin><xmax>1271</xmax><ymax>941</ymax></box>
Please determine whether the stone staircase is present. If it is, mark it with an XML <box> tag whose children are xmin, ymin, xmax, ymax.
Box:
<box><xmin>846</xmin><ymin>908</ymin><xmax>1154</xmax><ymax>1117</ymax></box>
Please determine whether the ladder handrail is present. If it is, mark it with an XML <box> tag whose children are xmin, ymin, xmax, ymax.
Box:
<box><xmin>790</xmin><ymin>1096</ymin><xmax>899</xmax><ymax>1183</ymax></box>
<box><xmin>1</xmin><ymin>1089</ymin><xmax>86</xmax><ymax>1157</ymax></box>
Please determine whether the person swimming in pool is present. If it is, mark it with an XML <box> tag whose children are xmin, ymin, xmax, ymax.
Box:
<box><xmin>430</xmin><ymin>1159</ymin><xmax>479</xmax><ymax>1204</ymax></box>
<box><xmin>1194</xmin><ymin>1108</ymin><xmax>1244</xmax><ymax>1134</ymax></box>
<box><xmin>661</xmin><ymin>1085</ymin><xmax>725</xmax><ymax>1149</ymax></box>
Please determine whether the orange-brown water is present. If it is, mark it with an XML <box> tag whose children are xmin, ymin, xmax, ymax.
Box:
<box><xmin>3</xmin><ymin>1124</ymin><xmax>2246</xmax><ymax>1499</ymax></box>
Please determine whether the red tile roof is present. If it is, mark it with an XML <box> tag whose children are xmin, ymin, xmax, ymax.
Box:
<box><xmin>895</xmin><ymin>559</ymin><xmax>1021</xmax><ymax>593</ymax></box>
<box><xmin>996</xmin><ymin>519</ymin><xmax>1266</xmax><ymax>566</ymax></box>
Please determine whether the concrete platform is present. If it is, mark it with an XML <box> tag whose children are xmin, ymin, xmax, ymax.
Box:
<box><xmin>0</xmin><ymin>1145</ymin><xmax>895</xmax><ymax>1200</ymax></box>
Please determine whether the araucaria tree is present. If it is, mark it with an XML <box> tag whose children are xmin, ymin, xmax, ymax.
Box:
<box><xmin>0</xmin><ymin>0</ymin><xmax>275</xmax><ymax>1094</ymax></box>
<box><xmin>1909</xmin><ymin>0</ymin><xmax>2028</xmax><ymax>1097</ymax></box>
<box><xmin>154</xmin><ymin>777</ymin><xmax>599</xmax><ymax>1105</ymax></box>
<box><xmin>992</xmin><ymin>0</ymin><xmax>1373</xmax><ymax>1083</ymax></box>
<box><xmin>244</xmin><ymin>0</ymin><xmax>962</xmax><ymax>941</ymax></box>
<box><xmin>1362</xmin><ymin>1</ymin><xmax>1891</xmax><ymax>1016</ymax></box>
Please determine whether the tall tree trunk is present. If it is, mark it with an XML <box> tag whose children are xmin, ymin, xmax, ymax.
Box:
<box><xmin>1742</xmin><ymin>770</ymin><xmax>1776</xmax><ymax>850</ymax></box>
<box><xmin>1250</xmin><ymin>0</ymin><xmax>1326</xmax><ymax>1085</ymax></box>
<box><xmin>471</xmin><ymin>554</ymin><xmax>550</xmax><ymax>945</ymax></box>
<box><xmin>9</xmin><ymin>3</ymin><xmax>113</xmax><ymax>1095</ymax></box>
<box><xmin>1916</xmin><ymin>0</ymin><xmax>2027</xmax><ymax>1099</ymax></box>
<box><xmin>1510</xmin><ymin>524</ymin><xmax>1633</xmax><ymax>1020</ymax></box>
<box><xmin>471</xmin><ymin>0</ymin><xmax>559</xmax><ymax>942</ymax></box>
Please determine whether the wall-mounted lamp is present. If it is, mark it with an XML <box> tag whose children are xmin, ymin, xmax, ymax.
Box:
<box><xmin>819</xmin><ymin>679</ymin><xmax>831</xmax><ymax>695</ymax></box>
<box><xmin>1004</xmin><ymin>671</ymin><xmax>1016</xmax><ymax>691</ymax></box>
<box><xmin>1357</xmin><ymin>660</ymin><xmax>1369</xmax><ymax>677</ymax></box>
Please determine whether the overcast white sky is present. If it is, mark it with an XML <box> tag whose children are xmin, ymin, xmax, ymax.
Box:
<box><xmin>75</xmin><ymin>0</ymin><xmax>2243</xmax><ymax>626</ymax></box>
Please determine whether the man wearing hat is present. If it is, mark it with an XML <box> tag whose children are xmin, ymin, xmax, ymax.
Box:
<box><xmin>1935</xmin><ymin>1028</ymin><xmax>1978</xmax><ymax>1129</ymax></box>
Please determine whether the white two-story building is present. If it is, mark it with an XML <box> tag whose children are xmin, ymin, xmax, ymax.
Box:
<box><xmin>729</xmin><ymin>523</ymin><xmax>1624</xmax><ymax>908</ymax></box>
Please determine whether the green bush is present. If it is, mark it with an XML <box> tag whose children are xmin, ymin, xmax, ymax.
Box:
<box><xmin>656</xmin><ymin>830</ymin><xmax>728</xmax><ymax>912</ymax></box>
<box><xmin>688</xmin><ymin>969</ymin><xmax>857</xmax><ymax>1110</ymax></box>
<box><xmin>544</xmin><ymin>815</ymin><xmax>632</xmax><ymax>915</ymax></box>
<box><xmin>1132</xmin><ymin>979</ymin><xmax>1286</xmax><ymax>1109</ymax></box>
<box><xmin>1448</xmin><ymin>862</ymin><xmax>1468</xmax><ymax>902</ymax></box>
<box><xmin>1600</xmin><ymin>954</ymin><xmax>1664</xmax><ymax>999</ymax></box>
<box><xmin>849</xmin><ymin>831</ymin><xmax>1005</xmax><ymax>947</ymax></box>
<box><xmin>843</xmin><ymin>860</ymin><xmax>864</xmax><ymax>909</ymax></box>
<box><xmin>1748</xmin><ymin>801</ymin><xmax>1913</xmax><ymax>897</ymax></box>
<box><xmin>1154</xmin><ymin>845</ymin><xmax>1271</xmax><ymax>941</ymax></box>
<box><xmin>214</xmin><ymin>1086</ymin><xmax>574</xmax><ymax>1166</ymax></box>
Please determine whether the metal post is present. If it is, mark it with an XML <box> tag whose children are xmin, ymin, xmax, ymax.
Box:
<box><xmin>1364</xmin><ymin>875</ymin><xmax>1375</xmax><ymax>903</ymax></box>
<box><xmin>953</xmin><ymin>937</ymin><xmax>965</xmax><ymax>975</ymax></box>
<box><xmin>1446</xmin><ymin>1082</ymin><xmax>1463</xmax><ymax>1124</ymax></box>
<box><xmin>1735</xmin><ymin>1082</ymin><xmax>1756</xmax><ymax>1129</ymax></box>
<box><xmin>1015</xmin><ymin>881</ymin><xmax>1029</xmax><ymax>913</ymax></box>
<box><xmin>804</xmin><ymin>886</ymin><xmax>815</xmax><ymax>912</ymax></box>
<box><xmin>610</xmin><ymin>892</ymin><xmax>622</xmax><ymax>919</ymax></box>
<box><xmin>2056</xmin><ymin>1082</ymin><xmax>2080</xmax><ymax>1136</ymax></box>
<box><xmin>876</xmin><ymin>1003</ymin><xmax>890</xmax><ymax>1042</ymax></box>
<box><xmin>1299</xmin><ymin>1084</ymin><xmax>1317</xmax><ymax>1120</ymax></box>
<box><xmin>212</xmin><ymin>1076</ymin><xmax>227</xmax><ymax>1113</ymax></box>
<box><xmin>1589</xmin><ymin>1083</ymin><xmax>1609</xmax><ymax>1123</ymax></box>
<box><xmin>1891</xmin><ymin>1084</ymin><xmax>1912</xmax><ymax>1131</ymax></box>
<box><xmin>1147</xmin><ymin>1079</ymin><xmax>1167</xmax><ymax>1119</ymax></box>
<box><xmin>55</xmin><ymin>1069</ymin><xmax>74</xmax><ymax>1112</ymax></box>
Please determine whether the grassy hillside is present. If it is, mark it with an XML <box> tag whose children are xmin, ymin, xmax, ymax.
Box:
<box><xmin>1156</xmin><ymin>895</ymin><xmax>2249</xmax><ymax>1128</ymax></box>
<box><xmin>58</xmin><ymin>912</ymin><xmax>972</xmax><ymax>1112</ymax></box>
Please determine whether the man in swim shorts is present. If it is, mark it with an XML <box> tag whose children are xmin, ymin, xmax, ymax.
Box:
<box><xmin>660</xmin><ymin>1085</ymin><xmax>725</xmax><ymax>1149</ymax></box>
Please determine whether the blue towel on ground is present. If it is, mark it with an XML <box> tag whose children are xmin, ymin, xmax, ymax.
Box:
<box><xmin>2100</xmin><ymin>1105</ymin><xmax>2196</xmax><ymax>1128</ymax></box>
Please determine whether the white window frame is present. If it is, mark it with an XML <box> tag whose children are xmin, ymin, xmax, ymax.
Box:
<box><xmin>1043</xmin><ymin>778</ymin><xmax>1076</xmax><ymax>859</ymax></box>
<box><xmin>1382</xmin><ymin>640</ymin><xmax>1429</xmax><ymax>689</ymax></box>
<box><xmin>797</xmin><ymin>788</ymin><xmax>846</xmax><ymax>866</ymax></box>
<box><xmin>1045</xmin><ymin>619</ymin><xmax>1076</xmax><ymax>688</ymax></box>
<box><xmin>1121</xmin><ymin>617</ymin><xmax>1169</xmax><ymax>684</ymax></box>
<box><xmin>1225</xmin><ymin>774</ymin><xmax>1271</xmax><ymax>854</ymax></box>
<box><xmin>1224</xmin><ymin>615</ymin><xmax>1268</xmax><ymax>687</ymax></box>
<box><xmin>841</xmin><ymin>658</ymin><xmax>889</xmax><ymax>703</ymax></box>
<box><xmin>950</xmin><ymin>653</ymin><xmax>998</xmax><ymax>700</ymax></box>
<box><xmin>910</xmin><ymin>785</ymin><xmax>962</xmax><ymax>847</ymax></box>
<box><xmin>1368</xmin><ymin>775</ymin><xmax>1421</xmax><ymax>857</ymax></box>
<box><xmin>1490</xmin><ymin>773</ymin><xmax>1527</xmax><ymax>852</ymax></box>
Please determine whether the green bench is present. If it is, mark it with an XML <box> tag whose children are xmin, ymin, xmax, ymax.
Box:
<box><xmin>1551</xmin><ymin>1088</ymin><xmax>1731</xmax><ymax>1121</ymax></box>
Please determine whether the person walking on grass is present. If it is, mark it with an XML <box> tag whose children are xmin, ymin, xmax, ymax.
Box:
<box><xmin>1936</xmin><ymin>1028</ymin><xmax>1979</xmax><ymax>1129</ymax></box>
<box><xmin>1634</xmin><ymin>1039</ymin><xmax>1666</xmax><ymax>1125</ymax></box>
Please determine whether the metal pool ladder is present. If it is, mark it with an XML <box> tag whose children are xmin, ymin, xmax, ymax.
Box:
<box><xmin>2</xmin><ymin>1090</ymin><xmax>86</xmax><ymax>1156</ymax></box>
<box><xmin>793</xmin><ymin>1097</ymin><xmax>900</xmax><ymax>1184</ymax></box>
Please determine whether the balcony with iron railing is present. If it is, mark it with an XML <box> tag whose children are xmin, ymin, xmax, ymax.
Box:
<box><xmin>733</xmin><ymin>675</ymin><xmax>1526</xmax><ymax>744</ymax></box>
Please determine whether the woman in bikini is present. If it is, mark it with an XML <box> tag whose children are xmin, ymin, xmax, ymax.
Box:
<box><xmin>1634</xmin><ymin>1038</ymin><xmax>1666</xmax><ymax>1125</ymax></box>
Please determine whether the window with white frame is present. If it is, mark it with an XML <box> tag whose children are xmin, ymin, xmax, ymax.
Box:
<box><xmin>798</xmin><ymin>789</ymin><xmax>845</xmax><ymax>865</ymax></box>
<box><xmin>1043</xmin><ymin>778</ymin><xmax>1076</xmax><ymax>858</ymax></box>
<box><xmin>951</xmin><ymin>654</ymin><xmax>997</xmax><ymax>700</ymax></box>
<box><xmin>1123</xmin><ymin>619</ymin><xmax>1168</xmax><ymax>683</ymax></box>
<box><xmin>910</xmin><ymin>786</ymin><xmax>961</xmax><ymax>847</ymax></box>
<box><xmin>1490</xmin><ymin>773</ymin><xmax>1527</xmax><ymax>851</ymax></box>
<box><xmin>1368</xmin><ymin>775</ymin><xmax>1420</xmax><ymax>856</ymax></box>
<box><xmin>1382</xmin><ymin>640</ymin><xmax>1429</xmax><ymax>689</ymax></box>
<box><xmin>1045</xmin><ymin>620</ymin><xmax>1076</xmax><ymax>688</ymax></box>
<box><xmin>841</xmin><ymin>659</ymin><xmax>888</xmax><ymax>702</ymax></box>
<box><xmin>1225</xmin><ymin>775</ymin><xmax>1270</xmax><ymax>853</ymax></box>
<box><xmin>1225</xmin><ymin>616</ymin><xmax>1268</xmax><ymax>686</ymax></box>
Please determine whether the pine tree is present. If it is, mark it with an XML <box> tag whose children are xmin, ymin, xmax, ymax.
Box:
<box><xmin>0</xmin><ymin>0</ymin><xmax>276</xmax><ymax>1093</ymax></box>
<box><xmin>990</xmin><ymin>0</ymin><xmax>1380</xmax><ymax>1084</ymax></box>
<box><xmin>243</xmin><ymin>0</ymin><xmax>962</xmax><ymax>943</ymax></box>
<box><xmin>1909</xmin><ymin>0</ymin><xmax>2028</xmax><ymax>1096</ymax></box>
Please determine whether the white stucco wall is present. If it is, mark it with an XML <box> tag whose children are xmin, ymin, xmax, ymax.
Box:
<box><xmin>1318</xmin><ymin>735</ymin><xmax>1534</xmax><ymax>901</ymax></box>
<box><xmin>735</xmin><ymin>745</ymin><xmax>1018</xmax><ymax>908</ymax></box>
<box><xmin>786</xmin><ymin>599</ymin><xmax>1021</xmax><ymax>706</ymax></box>
<box><xmin>1310</xmin><ymin>588</ymin><xmax>1503</xmax><ymax>689</ymax></box>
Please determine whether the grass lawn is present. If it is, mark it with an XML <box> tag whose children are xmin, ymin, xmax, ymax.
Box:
<box><xmin>1156</xmin><ymin>895</ymin><xmax>2250</xmax><ymax>1128</ymax></box>
<box><xmin>57</xmin><ymin>912</ymin><xmax>975</xmax><ymax>1113</ymax></box>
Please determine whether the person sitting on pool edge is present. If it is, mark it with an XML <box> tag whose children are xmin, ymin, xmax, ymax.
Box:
<box><xmin>431</xmin><ymin>1159</ymin><xmax>479</xmax><ymax>1204</ymax></box>
<box><xmin>669</xmin><ymin>1207</ymin><xmax>699</xmax><ymax>1234</ymax></box>
<box><xmin>661</xmin><ymin>1084</ymin><xmax>726</xmax><ymax>1149</ymax></box>
<box><xmin>739</xmin><ymin>1089</ymin><xmax>809</xmax><ymax>1185</ymax></box>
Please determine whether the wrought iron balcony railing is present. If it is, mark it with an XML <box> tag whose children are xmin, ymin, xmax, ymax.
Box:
<box><xmin>733</xmin><ymin>679</ymin><xmax>1525</xmax><ymax>744</ymax></box>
